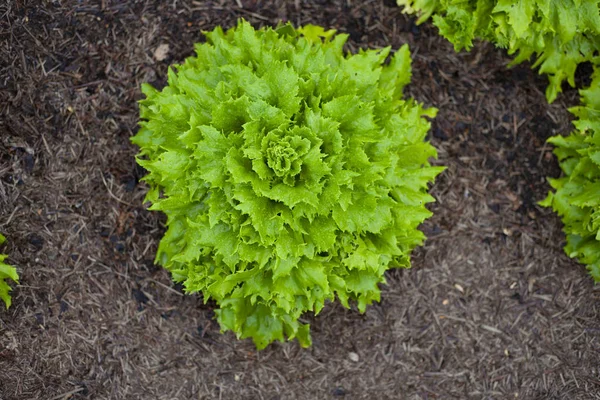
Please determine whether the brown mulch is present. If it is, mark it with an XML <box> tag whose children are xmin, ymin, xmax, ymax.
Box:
<box><xmin>1</xmin><ymin>0</ymin><xmax>600</xmax><ymax>399</ymax></box>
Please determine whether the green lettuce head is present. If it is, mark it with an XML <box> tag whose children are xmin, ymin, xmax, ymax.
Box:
<box><xmin>541</xmin><ymin>66</ymin><xmax>600</xmax><ymax>281</ymax></box>
<box><xmin>0</xmin><ymin>234</ymin><xmax>18</xmax><ymax>309</ymax></box>
<box><xmin>397</xmin><ymin>0</ymin><xmax>600</xmax><ymax>103</ymax></box>
<box><xmin>132</xmin><ymin>20</ymin><xmax>444</xmax><ymax>349</ymax></box>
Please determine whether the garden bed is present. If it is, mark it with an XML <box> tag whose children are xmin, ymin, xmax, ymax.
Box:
<box><xmin>1</xmin><ymin>0</ymin><xmax>599</xmax><ymax>398</ymax></box>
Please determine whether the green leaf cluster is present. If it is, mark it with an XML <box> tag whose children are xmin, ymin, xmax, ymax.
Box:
<box><xmin>0</xmin><ymin>234</ymin><xmax>18</xmax><ymax>309</ymax></box>
<box><xmin>541</xmin><ymin>67</ymin><xmax>600</xmax><ymax>281</ymax></box>
<box><xmin>397</xmin><ymin>0</ymin><xmax>600</xmax><ymax>102</ymax></box>
<box><xmin>133</xmin><ymin>20</ymin><xmax>444</xmax><ymax>349</ymax></box>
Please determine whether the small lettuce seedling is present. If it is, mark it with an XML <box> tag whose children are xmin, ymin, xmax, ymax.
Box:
<box><xmin>133</xmin><ymin>20</ymin><xmax>444</xmax><ymax>349</ymax></box>
<box><xmin>397</xmin><ymin>0</ymin><xmax>600</xmax><ymax>103</ymax></box>
<box><xmin>0</xmin><ymin>234</ymin><xmax>18</xmax><ymax>309</ymax></box>
<box><xmin>541</xmin><ymin>66</ymin><xmax>600</xmax><ymax>281</ymax></box>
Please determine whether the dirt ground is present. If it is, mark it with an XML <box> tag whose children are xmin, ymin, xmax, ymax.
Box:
<box><xmin>1</xmin><ymin>0</ymin><xmax>599</xmax><ymax>399</ymax></box>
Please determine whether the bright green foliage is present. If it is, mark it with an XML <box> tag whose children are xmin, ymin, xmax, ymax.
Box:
<box><xmin>133</xmin><ymin>20</ymin><xmax>444</xmax><ymax>349</ymax></box>
<box><xmin>0</xmin><ymin>234</ymin><xmax>18</xmax><ymax>309</ymax></box>
<box><xmin>541</xmin><ymin>67</ymin><xmax>600</xmax><ymax>281</ymax></box>
<box><xmin>397</xmin><ymin>0</ymin><xmax>600</xmax><ymax>102</ymax></box>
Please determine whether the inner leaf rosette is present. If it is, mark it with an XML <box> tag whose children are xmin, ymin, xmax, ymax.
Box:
<box><xmin>133</xmin><ymin>20</ymin><xmax>444</xmax><ymax>349</ymax></box>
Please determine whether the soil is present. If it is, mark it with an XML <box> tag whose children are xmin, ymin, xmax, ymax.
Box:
<box><xmin>1</xmin><ymin>0</ymin><xmax>599</xmax><ymax>399</ymax></box>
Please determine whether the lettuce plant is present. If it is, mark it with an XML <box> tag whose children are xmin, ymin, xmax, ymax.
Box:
<box><xmin>397</xmin><ymin>0</ymin><xmax>600</xmax><ymax>102</ymax></box>
<box><xmin>541</xmin><ymin>66</ymin><xmax>600</xmax><ymax>281</ymax></box>
<box><xmin>133</xmin><ymin>20</ymin><xmax>444</xmax><ymax>349</ymax></box>
<box><xmin>0</xmin><ymin>234</ymin><xmax>18</xmax><ymax>309</ymax></box>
